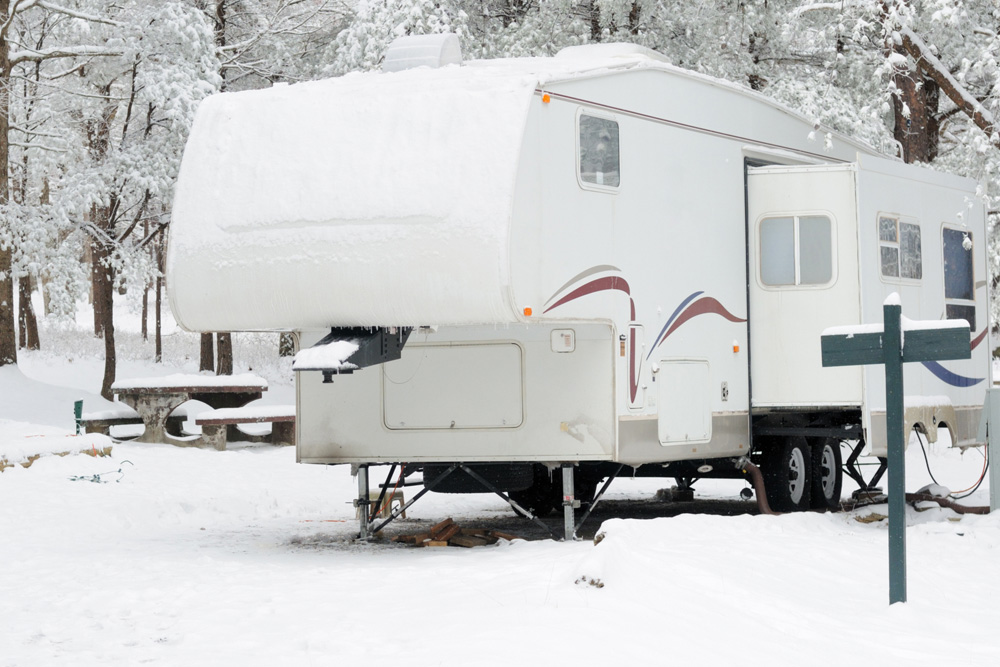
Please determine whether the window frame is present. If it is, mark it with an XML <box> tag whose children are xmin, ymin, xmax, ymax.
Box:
<box><xmin>576</xmin><ymin>108</ymin><xmax>621</xmax><ymax>194</ymax></box>
<box><xmin>877</xmin><ymin>214</ymin><xmax>923</xmax><ymax>283</ymax></box>
<box><xmin>755</xmin><ymin>211</ymin><xmax>838</xmax><ymax>290</ymax></box>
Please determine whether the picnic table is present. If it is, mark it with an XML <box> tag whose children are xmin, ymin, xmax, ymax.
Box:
<box><xmin>111</xmin><ymin>373</ymin><xmax>268</xmax><ymax>446</ymax></box>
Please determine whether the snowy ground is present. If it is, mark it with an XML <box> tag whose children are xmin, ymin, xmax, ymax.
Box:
<box><xmin>2</xmin><ymin>306</ymin><xmax>999</xmax><ymax>665</ymax></box>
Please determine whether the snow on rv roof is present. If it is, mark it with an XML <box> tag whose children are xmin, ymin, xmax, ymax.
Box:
<box><xmin>168</xmin><ymin>57</ymin><xmax>544</xmax><ymax>330</ymax></box>
<box><xmin>167</xmin><ymin>44</ymin><xmax>873</xmax><ymax>332</ymax></box>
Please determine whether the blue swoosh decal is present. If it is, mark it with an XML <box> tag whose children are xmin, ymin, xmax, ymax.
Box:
<box><xmin>921</xmin><ymin>361</ymin><xmax>985</xmax><ymax>388</ymax></box>
<box><xmin>648</xmin><ymin>291</ymin><xmax>703</xmax><ymax>360</ymax></box>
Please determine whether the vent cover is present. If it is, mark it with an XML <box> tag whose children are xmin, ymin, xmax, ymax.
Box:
<box><xmin>382</xmin><ymin>33</ymin><xmax>462</xmax><ymax>73</ymax></box>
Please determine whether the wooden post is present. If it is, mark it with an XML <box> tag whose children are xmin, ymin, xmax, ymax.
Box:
<box><xmin>821</xmin><ymin>295</ymin><xmax>971</xmax><ymax>605</ymax></box>
<box><xmin>882</xmin><ymin>303</ymin><xmax>906</xmax><ymax>604</ymax></box>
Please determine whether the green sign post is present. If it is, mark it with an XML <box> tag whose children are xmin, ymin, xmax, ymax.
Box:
<box><xmin>821</xmin><ymin>298</ymin><xmax>970</xmax><ymax>604</ymax></box>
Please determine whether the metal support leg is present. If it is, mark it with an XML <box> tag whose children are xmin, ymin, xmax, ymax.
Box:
<box><xmin>357</xmin><ymin>464</ymin><xmax>370</xmax><ymax>541</ymax></box>
<box><xmin>370</xmin><ymin>464</ymin><xmax>459</xmax><ymax>536</ymax></box>
<box><xmin>458</xmin><ymin>465</ymin><xmax>556</xmax><ymax>539</ymax></box>
<box><xmin>561</xmin><ymin>464</ymin><xmax>577</xmax><ymax>541</ymax></box>
<box><xmin>370</xmin><ymin>463</ymin><xmax>398</xmax><ymax>523</ymax></box>
<box><xmin>575</xmin><ymin>464</ymin><xmax>624</xmax><ymax>533</ymax></box>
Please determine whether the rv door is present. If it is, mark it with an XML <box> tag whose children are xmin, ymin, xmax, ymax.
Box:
<box><xmin>746</xmin><ymin>165</ymin><xmax>863</xmax><ymax>409</ymax></box>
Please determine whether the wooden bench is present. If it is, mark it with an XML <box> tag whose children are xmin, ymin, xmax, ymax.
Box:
<box><xmin>195</xmin><ymin>405</ymin><xmax>296</xmax><ymax>451</ymax></box>
<box><xmin>79</xmin><ymin>404</ymin><xmax>186</xmax><ymax>440</ymax></box>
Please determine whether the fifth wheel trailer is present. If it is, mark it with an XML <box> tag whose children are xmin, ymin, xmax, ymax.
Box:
<box><xmin>167</xmin><ymin>38</ymin><xmax>990</xmax><ymax>532</ymax></box>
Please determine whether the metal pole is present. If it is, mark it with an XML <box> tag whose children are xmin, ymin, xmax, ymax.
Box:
<box><xmin>357</xmin><ymin>464</ymin><xmax>370</xmax><ymax>541</ymax></box>
<box><xmin>982</xmin><ymin>389</ymin><xmax>1000</xmax><ymax>513</ymax></box>
<box><xmin>883</xmin><ymin>303</ymin><xmax>906</xmax><ymax>604</ymax></box>
<box><xmin>561</xmin><ymin>464</ymin><xmax>576</xmax><ymax>541</ymax></box>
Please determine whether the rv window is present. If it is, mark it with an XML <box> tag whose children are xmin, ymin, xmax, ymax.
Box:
<box><xmin>579</xmin><ymin>115</ymin><xmax>620</xmax><ymax>188</ymax></box>
<box><xmin>759</xmin><ymin>215</ymin><xmax>832</xmax><ymax>286</ymax></box>
<box><xmin>878</xmin><ymin>216</ymin><xmax>922</xmax><ymax>280</ymax></box>
<box><xmin>943</xmin><ymin>228</ymin><xmax>975</xmax><ymax>330</ymax></box>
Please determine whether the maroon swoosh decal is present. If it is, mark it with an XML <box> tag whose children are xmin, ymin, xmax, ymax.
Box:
<box><xmin>543</xmin><ymin>276</ymin><xmax>631</xmax><ymax>313</ymax></box>
<box><xmin>629</xmin><ymin>326</ymin><xmax>638</xmax><ymax>403</ymax></box>
<box><xmin>971</xmin><ymin>328</ymin><xmax>987</xmax><ymax>351</ymax></box>
<box><xmin>657</xmin><ymin>297</ymin><xmax>746</xmax><ymax>347</ymax></box>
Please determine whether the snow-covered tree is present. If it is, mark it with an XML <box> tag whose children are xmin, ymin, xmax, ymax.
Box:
<box><xmin>327</xmin><ymin>0</ymin><xmax>469</xmax><ymax>74</ymax></box>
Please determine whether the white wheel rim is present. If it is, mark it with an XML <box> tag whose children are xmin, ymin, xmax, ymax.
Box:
<box><xmin>788</xmin><ymin>448</ymin><xmax>806</xmax><ymax>503</ymax></box>
<box><xmin>820</xmin><ymin>444</ymin><xmax>837</xmax><ymax>499</ymax></box>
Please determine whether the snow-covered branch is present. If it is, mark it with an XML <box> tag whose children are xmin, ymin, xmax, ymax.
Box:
<box><xmin>10</xmin><ymin>45</ymin><xmax>123</xmax><ymax>67</ymax></box>
<box><xmin>33</xmin><ymin>1</ymin><xmax>124</xmax><ymax>28</ymax></box>
<box><xmin>2</xmin><ymin>0</ymin><xmax>124</xmax><ymax>40</ymax></box>
<box><xmin>9</xmin><ymin>140</ymin><xmax>66</xmax><ymax>153</ymax></box>
<box><xmin>898</xmin><ymin>26</ymin><xmax>999</xmax><ymax>145</ymax></box>
<box><xmin>792</xmin><ymin>2</ymin><xmax>862</xmax><ymax>18</ymax></box>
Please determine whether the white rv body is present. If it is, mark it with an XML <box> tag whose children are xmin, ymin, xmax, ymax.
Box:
<box><xmin>168</xmin><ymin>44</ymin><xmax>989</xmax><ymax>501</ymax></box>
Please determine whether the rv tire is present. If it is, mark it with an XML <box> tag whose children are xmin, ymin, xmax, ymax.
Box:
<box><xmin>510</xmin><ymin>465</ymin><xmax>557</xmax><ymax>518</ymax></box>
<box><xmin>761</xmin><ymin>436</ymin><xmax>811</xmax><ymax>512</ymax></box>
<box><xmin>809</xmin><ymin>438</ymin><xmax>843</xmax><ymax>511</ymax></box>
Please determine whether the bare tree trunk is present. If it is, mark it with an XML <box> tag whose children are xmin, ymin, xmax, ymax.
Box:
<box><xmin>90</xmin><ymin>208</ymin><xmax>105</xmax><ymax>337</ymax></box>
<box><xmin>892</xmin><ymin>65</ymin><xmax>939</xmax><ymax>163</ymax></box>
<box><xmin>200</xmin><ymin>332</ymin><xmax>214</xmax><ymax>371</ymax></box>
<box><xmin>92</xmin><ymin>240</ymin><xmax>116</xmax><ymax>399</ymax></box>
<box><xmin>589</xmin><ymin>2</ymin><xmax>602</xmax><ymax>42</ymax></box>
<box><xmin>155</xmin><ymin>236</ymin><xmax>163</xmax><ymax>363</ymax></box>
<box><xmin>216</xmin><ymin>332</ymin><xmax>233</xmax><ymax>375</ymax></box>
<box><xmin>155</xmin><ymin>275</ymin><xmax>162</xmax><ymax>363</ymax></box>
<box><xmin>279</xmin><ymin>333</ymin><xmax>295</xmax><ymax>357</ymax></box>
<box><xmin>17</xmin><ymin>276</ymin><xmax>38</xmax><ymax>350</ymax></box>
<box><xmin>0</xmin><ymin>0</ymin><xmax>17</xmax><ymax>367</ymax></box>
<box><xmin>141</xmin><ymin>220</ymin><xmax>149</xmax><ymax>341</ymax></box>
<box><xmin>141</xmin><ymin>284</ymin><xmax>148</xmax><ymax>340</ymax></box>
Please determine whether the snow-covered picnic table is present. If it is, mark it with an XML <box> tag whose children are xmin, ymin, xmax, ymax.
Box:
<box><xmin>111</xmin><ymin>374</ymin><xmax>268</xmax><ymax>446</ymax></box>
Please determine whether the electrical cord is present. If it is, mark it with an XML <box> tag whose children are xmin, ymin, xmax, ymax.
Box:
<box><xmin>914</xmin><ymin>428</ymin><xmax>989</xmax><ymax>500</ymax></box>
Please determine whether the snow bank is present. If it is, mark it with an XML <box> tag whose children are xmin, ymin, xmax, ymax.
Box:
<box><xmin>0</xmin><ymin>419</ymin><xmax>112</xmax><ymax>466</ymax></box>
<box><xmin>168</xmin><ymin>64</ymin><xmax>538</xmax><ymax>332</ymax></box>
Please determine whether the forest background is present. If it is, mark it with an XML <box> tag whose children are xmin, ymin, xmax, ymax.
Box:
<box><xmin>1</xmin><ymin>0</ymin><xmax>999</xmax><ymax>397</ymax></box>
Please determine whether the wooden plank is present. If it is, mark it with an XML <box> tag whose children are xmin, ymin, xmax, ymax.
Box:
<box><xmin>449</xmin><ymin>534</ymin><xmax>489</xmax><ymax>548</ymax></box>
<box><xmin>430</xmin><ymin>518</ymin><xmax>455</xmax><ymax>537</ymax></box>
<box><xmin>900</xmin><ymin>327</ymin><xmax>971</xmax><ymax>363</ymax></box>
<box><xmin>820</xmin><ymin>332</ymin><xmax>885</xmax><ymax>367</ymax></box>
<box><xmin>425</xmin><ymin>540</ymin><xmax>449</xmax><ymax>547</ymax></box>
<box><xmin>195</xmin><ymin>415</ymin><xmax>296</xmax><ymax>426</ymax></box>
<box><xmin>434</xmin><ymin>523</ymin><xmax>462</xmax><ymax>543</ymax></box>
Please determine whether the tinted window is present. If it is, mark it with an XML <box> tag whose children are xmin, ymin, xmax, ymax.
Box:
<box><xmin>943</xmin><ymin>228</ymin><xmax>974</xmax><ymax>301</ymax></box>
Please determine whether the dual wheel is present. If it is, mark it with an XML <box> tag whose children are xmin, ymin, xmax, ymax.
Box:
<box><xmin>760</xmin><ymin>436</ymin><xmax>843</xmax><ymax>512</ymax></box>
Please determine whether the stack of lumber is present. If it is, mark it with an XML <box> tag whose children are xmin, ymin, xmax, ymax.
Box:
<box><xmin>391</xmin><ymin>518</ymin><xmax>520</xmax><ymax>548</ymax></box>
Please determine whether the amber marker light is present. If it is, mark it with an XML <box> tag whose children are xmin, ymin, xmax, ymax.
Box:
<box><xmin>541</xmin><ymin>93</ymin><xmax>551</xmax><ymax>104</ymax></box>
<box><xmin>524</xmin><ymin>307</ymin><xmax>533</xmax><ymax>317</ymax></box>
